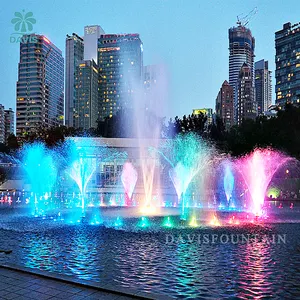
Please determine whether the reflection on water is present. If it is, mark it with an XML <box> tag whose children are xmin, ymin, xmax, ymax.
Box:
<box><xmin>0</xmin><ymin>221</ymin><xmax>300</xmax><ymax>299</ymax></box>
<box><xmin>237</xmin><ymin>240</ymin><xmax>273</xmax><ymax>299</ymax></box>
<box><xmin>23</xmin><ymin>234</ymin><xmax>60</xmax><ymax>271</ymax></box>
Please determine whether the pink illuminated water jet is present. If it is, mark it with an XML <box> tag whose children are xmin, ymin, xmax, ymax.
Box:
<box><xmin>121</xmin><ymin>162</ymin><xmax>138</xmax><ymax>206</ymax></box>
<box><xmin>237</xmin><ymin>148</ymin><xmax>290</xmax><ymax>217</ymax></box>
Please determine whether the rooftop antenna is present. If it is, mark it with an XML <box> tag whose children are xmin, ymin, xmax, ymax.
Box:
<box><xmin>237</xmin><ymin>7</ymin><xmax>258</xmax><ymax>27</ymax></box>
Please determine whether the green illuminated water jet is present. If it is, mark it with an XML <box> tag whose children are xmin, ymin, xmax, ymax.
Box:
<box><xmin>157</xmin><ymin>133</ymin><xmax>213</xmax><ymax>219</ymax></box>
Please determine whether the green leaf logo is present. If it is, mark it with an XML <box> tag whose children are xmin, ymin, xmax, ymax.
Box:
<box><xmin>11</xmin><ymin>10</ymin><xmax>36</xmax><ymax>33</ymax></box>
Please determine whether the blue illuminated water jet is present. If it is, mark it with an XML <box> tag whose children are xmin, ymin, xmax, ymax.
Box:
<box><xmin>223</xmin><ymin>163</ymin><xmax>235</xmax><ymax>208</ymax></box>
<box><xmin>21</xmin><ymin>143</ymin><xmax>57</xmax><ymax>215</ymax></box>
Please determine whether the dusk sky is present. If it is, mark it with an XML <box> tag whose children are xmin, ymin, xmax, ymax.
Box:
<box><xmin>1</xmin><ymin>0</ymin><xmax>299</xmax><ymax>118</ymax></box>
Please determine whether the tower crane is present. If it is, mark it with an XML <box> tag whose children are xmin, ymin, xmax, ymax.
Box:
<box><xmin>237</xmin><ymin>7</ymin><xmax>258</xmax><ymax>27</ymax></box>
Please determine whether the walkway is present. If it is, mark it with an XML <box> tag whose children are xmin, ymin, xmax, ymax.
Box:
<box><xmin>0</xmin><ymin>266</ymin><xmax>151</xmax><ymax>300</ymax></box>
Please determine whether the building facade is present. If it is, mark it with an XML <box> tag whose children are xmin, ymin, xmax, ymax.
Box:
<box><xmin>84</xmin><ymin>25</ymin><xmax>105</xmax><ymax>64</ymax></box>
<box><xmin>275</xmin><ymin>22</ymin><xmax>300</xmax><ymax>108</ymax></box>
<box><xmin>65</xmin><ymin>33</ymin><xmax>84</xmax><ymax>127</ymax></box>
<box><xmin>237</xmin><ymin>63</ymin><xmax>257</xmax><ymax>124</ymax></box>
<box><xmin>0</xmin><ymin>107</ymin><xmax>14</xmax><ymax>144</ymax></box>
<box><xmin>4</xmin><ymin>108</ymin><xmax>14</xmax><ymax>142</ymax></box>
<box><xmin>192</xmin><ymin>108</ymin><xmax>213</xmax><ymax>125</ymax></box>
<box><xmin>255</xmin><ymin>59</ymin><xmax>272</xmax><ymax>114</ymax></box>
<box><xmin>74</xmin><ymin>60</ymin><xmax>99</xmax><ymax>129</ymax></box>
<box><xmin>215</xmin><ymin>80</ymin><xmax>234</xmax><ymax>130</ymax></box>
<box><xmin>0</xmin><ymin>105</ymin><xmax>5</xmax><ymax>144</ymax></box>
<box><xmin>229</xmin><ymin>25</ymin><xmax>255</xmax><ymax>122</ymax></box>
<box><xmin>62</xmin><ymin>137</ymin><xmax>177</xmax><ymax>203</ymax></box>
<box><xmin>143</xmin><ymin>64</ymin><xmax>167</xmax><ymax>115</ymax></box>
<box><xmin>98</xmin><ymin>34</ymin><xmax>143</xmax><ymax>120</ymax></box>
<box><xmin>16</xmin><ymin>34</ymin><xmax>64</xmax><ymax>136</ymax></box>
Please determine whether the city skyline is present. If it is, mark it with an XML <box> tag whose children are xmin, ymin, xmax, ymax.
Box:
<box><xmin>1</xmin><ymin>0</ymin><xmax>299</xmax><ymax>119</ymax></box>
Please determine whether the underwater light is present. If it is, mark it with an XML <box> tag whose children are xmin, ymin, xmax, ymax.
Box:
<box><xmin>114</xmin><ymin>217</ymin><xmax>123</xmax><ymax>227</ymax></box>
<box><xmin>210</xmin><ymin>214</ymin><xmax>221</xmax><ymax>226</ymax></box>
<box><xmin>138</xmin><ymin>216</ymin><xmax>150</xmax><ymax>228</ymax></box>
<box><xmin>163</xmin><ymin>216</ymin><xmax>174</xmax><ymax>228</ymax></box>
<box><xmin>189</xmin><ymin>216</ymin><xmax>199</xmax><ymax>227</ymax></box>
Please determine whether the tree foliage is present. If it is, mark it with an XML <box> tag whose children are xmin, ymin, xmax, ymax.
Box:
<box><xmin>4</xmin><ymin>103</ymin><xmax>300</xmax><ymax>160</ymax></box>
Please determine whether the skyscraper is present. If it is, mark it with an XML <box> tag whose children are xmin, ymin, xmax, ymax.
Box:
<box><xmin>74</xmin><ymin>60</ymin><xmax>99</xmax><ymax>129</ymax></box>
<box><xmin>0</xmin><ymin>106</ymin><xmax>14</xmax><ymax>144</ymax></box>
<box><xmin>215</xmin><ymin>80</ymin><xmax>234</xmax><ymax>129</ymax></box>
<box><xmin>4</xmin><ymin>108</ymin><xmax>14</xmax><ymax>142</ymax></box>
<box><xmin>0</xmin><ymin>105</ymin><xmax>5</xmax><ymax>144</ymax></box>
<box><xmin>65</xmin><ymin>33</ymin><xmax>84</xmax><ymax>127</ymax></box>
<box><xmin>84</xmin><ymin>25</ymin><xmax>105</xmax><ymax>64</ymax></box>
<box><xmin>16</xmin><ymin>34</ymin><xmax>64</xmax><ymax>136</ymax></box>
<box><xmin>275</xmin><ymin>22</ymin><xmax>300</xmax><ymax>108</ymax></box>
<box><xmin>255</xmin><ymin>59</ymin><xmax>272</xmax><ymax>115</ymax></box>
<box><xmin>143</xmin><ymin>64</ymin><xmax>167</xmax><ymax>114</ymax></box>
<box><xmin>229</xmin><ymin>25</ymin><xmax>255</xmax><ymax>122</ymax></box>
<box><xmin>236</xmin><ymin>63</ymin><xmax>257</xmax><ymax>125</ymax></box>
<box><xmin>144</xmin><ymin>65</ymin><xmax>159</xmax><ymax>105</ymax></box>
<box><xmin>98</xmin><ymin>34</ymin><xmax>143</xmax><ymax>120</ymax></box>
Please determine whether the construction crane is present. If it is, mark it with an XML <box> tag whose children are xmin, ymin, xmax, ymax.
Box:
<box><xmin>237</xmin><ymin>7</ymin><xmax>258</xmax><ymax>27</ymax></box>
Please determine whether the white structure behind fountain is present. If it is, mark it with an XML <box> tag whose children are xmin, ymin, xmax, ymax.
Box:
<box><xmin>62</xmin><ymin>137</ymin><xmax>178</xmax><ymax>209</ymax></box>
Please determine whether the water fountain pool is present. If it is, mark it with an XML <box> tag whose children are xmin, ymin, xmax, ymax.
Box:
<box><xmin>1</xmin><ymin>137</ymin><xmax>297</xmax><ymax>226</ymax></box>
<box><xmin>0</xmin><ymin>137</ymin><xmax>299</xmax><ymax>299</ymax></box>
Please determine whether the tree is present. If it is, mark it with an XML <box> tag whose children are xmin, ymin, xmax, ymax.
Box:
<box><xmin>7</xmin><ymin>134</ymin><xmax>19</xmax><ymax>151</ymax></box>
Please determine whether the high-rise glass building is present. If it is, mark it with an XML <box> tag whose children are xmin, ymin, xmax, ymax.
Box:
<box><xmin>275</xmin><ymin>22</ymin><xmax>300</xmax><ymax>108</ymax></box>
<box><xmin>255</xmin><ymin>59</ymin><xmax>272</xmax><ymax>115</ymax></box>
<box><xmin>98</xmin><ymin>34</ymin><xmax>143</xmax><ymax>120</ymax></box>
<box><xmin>237</xmin><ymin>63</ymin><xmax>257</xmax><ymax>124</ymax></box>
<box><xmin>74</xmin><ymin>60</ymin><xmax>99</xmax><ymax>129</ymax></box>
<box><xmin>84</xmin><ymin>25</ymin><xmax>105</xmax><ymax>64</ymax></box>
<box><xmin>229</xmin><ymin>25</ymin><xmax>255</xmax><ymax>122</ymax></box>
<box><xmin>65</xmin><ymin>33</ymin><xmax>84</xmax><ymax>127</ymax></box>
<box><xmin>143</xmin><ymin>64</ymin><xmax>167</xmax><ymax>113</ymax></box>
<box><xmin>0</xmin><ymin>106</ymin><xmax>14</xmax><ymax>144</ymax></box>
<box><xmin>215</xmin><ymin>80</ymin><xmax>234</xmax><ymax>130</ymax></box>
<box><xmin>4</xmin><ymin>108</ymin><xmax>14</xmax><ymax>141</ymax></box>
<box><xmin>0</xmin><ymin>105</ymin><xmax>5</xmax><ymax>143</ymax></box>
<box><xmin>16</xmin><ymin>34</ymin><xmax>64</xmax><ymax>136</ymax></box>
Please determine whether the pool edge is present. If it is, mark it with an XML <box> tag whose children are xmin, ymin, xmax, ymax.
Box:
<box><xmin>0</xmin><ymin>263</ymin><xmax>170</xmax><ymax>300</ymax></box>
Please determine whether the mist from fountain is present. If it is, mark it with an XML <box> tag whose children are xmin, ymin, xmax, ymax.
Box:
<box><xmin>129</xmin><ymin>65</ymin><xmax>168</xmax><ymax>214</ymax></box>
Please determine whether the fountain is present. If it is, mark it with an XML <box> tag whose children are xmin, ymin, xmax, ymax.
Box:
<box><xmin>223</xmin><ymin>162</ymin><xmax>235</xmax><ymax>208</ymax></box>
<box><xmin>68</xmin><ymin>157</ymin><xmax>96</xmax><ymax>219</ymax></box>
<box><xmin>0</xmin><ymin>133</ymin><xmax>295</xmax><ymax>227</ymax></box>
<box><xmin>236</xmin><ymin>148</ymin><xmax>290</xmax><ymax>217</ymax></box>
<box><xmin>63</xmin><ymin>138</ymin><xmax>126</xmax><ymax>221</ymax></box>
<box><xmin>21</xmin><ymin>143</ymin><xmax>57</xmax><ymax>215</ymax></box>
<box><xmin>65</xmin><ymin>139</ymin><xmax>98</xmax><ymax>221</ymax></box>
<box><xmin>121</xmin><ymin>162</ymin><xmax>138</xmax><ymax>206</ymax></box>
<box><xmin>158</xmin><ymin>133</ymin><xmax>212</xmax><ymax>220</ymax></box>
